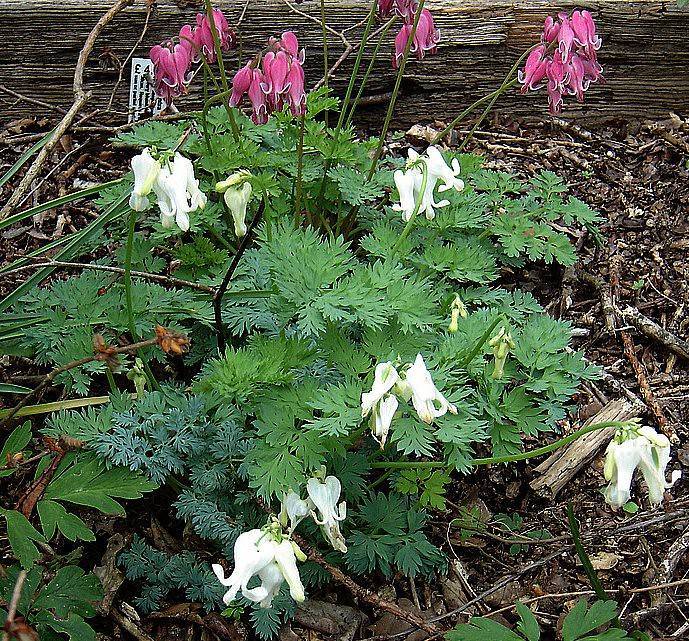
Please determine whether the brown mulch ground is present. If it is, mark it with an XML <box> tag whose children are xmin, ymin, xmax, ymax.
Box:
<box><xmin>1</xmin><ymin>112</ymin><xmax>688</xmax><ymax>640</ymax></box>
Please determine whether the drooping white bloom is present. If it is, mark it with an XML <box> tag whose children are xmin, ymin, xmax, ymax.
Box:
<box><xmin>150</xmin><ymin>152</ymin><xmax>206</xmax><ymax>232</ymax></box>
<box><xmin>398</xmin><ymin>354</ymin><xmax>457</xmax><ymax>424</ymax></box>
<box><xmin>425</xmin><ymin>146</ymin><xmax>464</xmax><ymax>193</ymax></box>
<box><xmin>272</xmin><ymin>539</ymin><xmax>306</xmax><ymax>603</ymax></box>
<box><xmin>173</xmin><ymin>153</ymin><xmax>207</xmax><ymax>211</ymax></box>
<box><xmin>307</xmin><ymin>476</ymin><xmax>347</xmax><ymax>553</ymax></box>
<box><xmin>212</xmin><ymin>529</ymin><xmax>279</xmax><ymax>606</ymax></box>
<box><xmin>212</xmin><ymin>527</ymin><xmax>306</xmax><ymax>608</ymax></box>
<box><xmin>370</xmin><ymin>393</ymin><xmax>398</xmax><ymax>448</ymax></box>
<box><xmin>217</xmin><ymin>171</ymin><xmax>253</xmax><ymax>237</ymax></box>
<box><xmin>392</xmin><ymin>148</ymin><xmax>456</xmax><ymax>222</ymax></box>
<box><xmin>361</xmin><ymin>362</ymin><xmax>400</xmax><ymax>418</ymax></box>
<box><xmin>129</xmin><ymin>148</ymin><xmax>161</xmax><ymax>212</ymax></box>
<box><xmin>603</xmin><ymin>424</ymin><xmax>681</xmax><ymax>509</ymax></box>
<box><xmin>280</xmin><ymin>489</ymin><xmax>313</xmax><ymax>533</ymax></box>
<box><xmin>392</xmin><ymin>167</ymin><xmax>421</xmax><ymax>222</ymax></box>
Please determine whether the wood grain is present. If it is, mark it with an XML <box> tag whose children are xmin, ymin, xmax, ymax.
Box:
<box><xmin>530</xmin><ymin>399</ymin><xmax>639</xmax><ymax>498</ymax></box>
<box><xmin>1</xmin><ymin>0</ymin><xmax>688</xmax><ymax>127</ymax></box>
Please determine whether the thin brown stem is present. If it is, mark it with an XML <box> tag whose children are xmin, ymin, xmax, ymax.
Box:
<box><xmin>0</xmin><ymin>336</ymin><xmax>161</xmax><ymax>428</ymax></box>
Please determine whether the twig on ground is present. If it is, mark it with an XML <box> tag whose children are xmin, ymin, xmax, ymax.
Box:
<box><xmin>110</xmin><ymin>607</ymin><xmax>155</xmax><ymax>641</ymax></box>
<box><xmin>4</xmin><ymin>260</ymin><xmax>215</xmax><ymax>294</ymax></box>
<box><xmin>2</xmin><ymin>570</ymin><xmax>28</xmax><ymax>641</ymax></box>
<box><xmin>577</xmin><ymin>270</ymin><xmax>616</xmax><ymax>333</ymax></box>
<box><xmin>0</xmin><ymin>85</ymin><xmax>68</xmax><ymax>116</ymax></box>
<box><xmin>0</xmin><ymin>0</ymin><xmax>135</xmax><ymax>220</ymax></box>
<box><xmin>620</xmin><ymin>305</ymin><xmax>689</xmax><ymax>361</ymax></box>
<box><xmin>358</xmin><ymin>551</ymin><xmax>564</xmax><ymax>641</ymax></box>
<box><xmin>620</xmin><ymin>322</ymin><xmax>673</xmax><ymax>438</ymax></box>
<box><xmin>601</xmin><ymin>256</ymin><xmax>675</xmax><ymax>441</ymax></box>
<box><xmin>660</xmin><ymin>525</ymin><xmax>689</xmax><ymax>586</ymax></box>
<box><xmin>213</xmin><ymin>203</ymin><xmax>264</xmax><ymax>353</ymax></box>
<box><xmin>0</xmin><ymin>328</ymin><xmax>185</xmax><ymax>428</ymax></box>
<box><xmin>480</xmin><ymin>579</ymin><xmax>689</xmax><ymax>621</ymax></box>
<box><xmin>291</xmin><ymin>532</ymin><xmax>439</xmax><ymax>635</ymax></box>
<box><xmin>15</xmin><ymin>445</ymin><xmax>69</xmax><ymax>518</ymax></box>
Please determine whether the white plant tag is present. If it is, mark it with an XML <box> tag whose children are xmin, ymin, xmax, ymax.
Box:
<box><xmin>128</xmin><ymin>57</ymin><xmax>166</xmax><ymax>123</ymax></box>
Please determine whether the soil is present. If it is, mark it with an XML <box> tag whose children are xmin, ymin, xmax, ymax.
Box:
<box><xmin>1</xmin><ymin>112</ymin><xmax>688</xmax><ymax>641</ymax></box>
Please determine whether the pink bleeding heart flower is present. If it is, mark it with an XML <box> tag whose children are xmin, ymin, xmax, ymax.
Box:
<box><xmin>546</xmin><ymin>83</ymin><xmax>563</xmax><ymax>114</ymax></box>
<box><xmin>557</xmin><ymin>11</ymin><xmax>576</xmax><ymax>61</ymax></box>
<box><xmin>248</xmin><ymin>69</ymin><xmax>268</xmax><ymax>124</ymax></box>
<box><xmin>546</xmin><ymin>50</ymin><xmax>569</xmax><ymax>92</ymax></box>
<box><xmin>566</xmin><ymin>53</ymin><xmax>588</xmax><ymax>101</ymax></box>
<box><xmin>582</xmin><ymin>56</ymin><xmax>605</xmax><ymax>85</ymax></box>
<box><xmin>542</xmin><ymin>16</ymin><xmax>560</xmax><ymax>43</ymax></box>
<box><xmin>412</xmin><ymin>9</ymin><xmax>440</xmax><ymax>59</ymax></box>
<box><xmin>191</xmin><ymin>9</ymin><xmax>235</xmax><ymax>63</ymax></box>
<box><xmin>518</xmin><ymin>44</ymin><xmax>548</xmax><ymax>93</ymax></box>
<box><xmin>229</xmin><ymin>63</ymin><xmax>254</xmax><ymax>106</ymax></box>
<box><xmin>280</xmin><ymin>31</ymin><xmax>299</xmax><ymax>56</ymax></box>
<box><xmin>378</xmin><ymin>0</ymin><xmax>394</xmax><ymax>17</ymax></box>
<box><xmin>396</xmin><ymin>0</ymin><xmax>418</xmax><ymax>20</ymax></box>
<box><xmin>261</xmin><ymin>50</ymin><xmax>291</xmax><ymax>110</ymax></box>
<box><xmin>545</xmin><ymin>51</ymin><xmax>569</xmax><ymax>113</ymax></box>
<box><xmin>571</xmin><ymin>10</ymin><xmax>602</xmax><ymax>55</ymax></box>
<box><xmin>150</xmin><ymin>38</ymin><xmax>193</xmax><ymax>103</ymax></box>
<box><xmin>286</xmin><ymin>61</ymin><xmax>306</xmax><ymax>117</ymax></box>
<box><xmin>392</xmin><ymin>24</ymin><xmax>412</xmax><ymax>68</ymax></box>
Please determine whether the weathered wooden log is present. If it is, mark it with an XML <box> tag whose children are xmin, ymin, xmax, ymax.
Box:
<box><xmin>1</xmin><ymin>0</ymin><xmax>688</xmax><ymax>129</ymax></box>
<box><xmin>529</xmin><ymin>399</ymin><xmax>639</xmax><ymax>498</ymax></box>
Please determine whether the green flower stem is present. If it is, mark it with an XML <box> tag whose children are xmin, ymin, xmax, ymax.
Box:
<box><xmin>294</xmin><ymin>114</ymin><xmax>306</xmax><ymax>227</ymax></box>
<box><xmin>204</xmin><ymin>0</ymin><xmax>240</xmax><ymax>141</ymax></box>
<box><xmin>429</xmin><ymin>79</ymin><xmax>517</xmax><ymax>146</ymax></box>
<box><xmin>320</xmin><ymin>0</ymin><xmax>330</xmax><ymax>127</ymax></box>
<box><xmin>457</xmin><ymin>47</ymin><xmax>535</xmax><ymax>152</ymax></box>
<box><xmin>460</xmin><ymin>314</ymin><xmax>505</xmax><ymax>367</ymax></box>
<box><xmin>367</xmin><ymin>0</ymin><xmax>426</xmax><ymax>181</ymax></box>
<box><xmin>370</xmin><ymin>420</ymin><xmax>632</xmax><ymax>470</ymax></box>
<box><xmin>123</xmin><ymin>209</ymin><xmax>158</xmax><ymax>390</ymax></box>
<box><xmin>432</xmin><ymin>43</ymin><xmax>541</xmax><ymax>146</ymax></box>
<box><xmin>345</xmin><ymin>16</ymin><xmax>397</xmax><ymax>128</ymax></box>
<box><xmin>105</xmin><ymin>368</ymin><xmax>117</xmax><ymax>393</ymax></box>
<box><xmin>124</xmin><ymin>209</ymin><xmax>138</xmax><ymax>341</ymax></box>
<box><xmin>336</xmin><ymin>0</ymin><xmax>379</xmax><ymax>131</ymax></box>
<box><xmin>315</xmin><ymin>0</ymin><xmax>379</xmax><ymax>205</ymax></box>
<box><xmin>390</xmin><ymin>163</ymin><xmax>428</xmax><ymax>256</ymax></box>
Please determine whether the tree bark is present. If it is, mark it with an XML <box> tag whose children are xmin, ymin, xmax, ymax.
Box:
<box><xmin>0</xmin><ymin>0</ymin><xmax>688</xmax><ymax>129</ymax></box>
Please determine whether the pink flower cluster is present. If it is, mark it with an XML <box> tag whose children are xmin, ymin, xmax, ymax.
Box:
<box><xmin>519</xmin><ymin>9</ymin><xmax>604</xmax><ymax>114</ymax></box>
<box><xmin>229</xmin><ymin>32</ymin><xmax>306</xmax><ymax>124</ymax></box>
<box><xmin>150</xmin><ymin>8</ymin><xmax>235</xmax><ymax>103</ymax></box>
<box><xmin>378</xmin><ymin>1</ymin><xmax>440</xmax><ymax>68</ymax></box>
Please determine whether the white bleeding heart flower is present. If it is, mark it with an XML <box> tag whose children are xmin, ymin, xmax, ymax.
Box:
<box><xmin>370</xmin><ymin>393</ymin><xmax>398</xmax><ymax>448</ymax></box>
<box><xmin>212</xmin><ymin>529</ymin><xmax>279</xmax><ymax>606</ymax></box>
<box><xmin>603</xmin><ymin>424</ymin><xmax>681</xmax><ymax>509</ymax></box>
<box><xmin>280</xmin><ymin>489</ymin><xmax>313</xmax><ymax>533</ymax></box>
<box><xmin>425</xmin><ymin>146</ymin><xmax>464</xmax><ymax>193</ymax></box>
<box><xmin>392</xmin><ymin>167</ymin><xmax>422</xmax><ymax>222</ymax></box>
<box><xmin>217</xmin><ymin>171</ymin><xmax>253</xmax><ymax>237</ymax></box>
<box><xmin>129</xmin><ymin>148</ymin><xmax>161</xmax><ymax>212</ymax></box>
<box><xmin>361</xmin><ymin>362</ymin><xmax>400</xmax><ymax>418</ymax></box>
<box><xmin>212</xmin><ymin>526</ymin><xmax>306</xmax><ymax>609</ymax></box>
<box><xmin>399</xmin><ymin>354</ymin><xmax>457</xmax><ymax>424</ymax></box>
<box><xmin>144</xmin><ymin>152</ymin><xmax>205</xmax><ymax>232</ymax></box>
<box><xmin>307</xmin><ymin>476</ymin><xmax>347</xmax><ymax>553</ymax></box>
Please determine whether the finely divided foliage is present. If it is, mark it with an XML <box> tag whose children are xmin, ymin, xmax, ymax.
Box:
<box><xmin>0</xmin><ymin>3</ymin><xmax>676</xmax><ymax>641</ymax></box>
